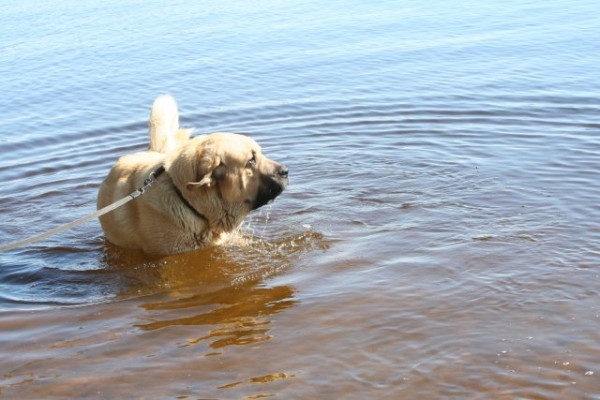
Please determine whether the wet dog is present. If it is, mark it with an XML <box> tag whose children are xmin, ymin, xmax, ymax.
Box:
<box><xmin>97</xmin><ymin>95</ymin><xmax>288</xmax><ymax>255</ymax></box>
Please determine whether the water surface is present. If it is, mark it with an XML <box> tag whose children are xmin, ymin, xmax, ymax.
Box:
<box><xmin>1</xmin><ymin>1</ymin><xmax>600</xmax><ymax>398</ymax></box>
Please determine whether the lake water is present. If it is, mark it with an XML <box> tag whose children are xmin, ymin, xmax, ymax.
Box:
<box><xmin>1</xmin><ymin>0</ymin><xmax>600</xmax><ymax>398</ymax></box>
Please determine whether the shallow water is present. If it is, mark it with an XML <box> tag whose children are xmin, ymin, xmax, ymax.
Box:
<box><xmin>1</xmin><ymin>0</ymin><xmax>600</xmax><ymax>398</ymax></box>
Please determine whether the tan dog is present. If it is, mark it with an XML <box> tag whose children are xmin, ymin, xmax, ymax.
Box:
<box><xmin>97</xmin><ymin>95</ymin><xmax>289</xmax><ymax>256</ymax></box>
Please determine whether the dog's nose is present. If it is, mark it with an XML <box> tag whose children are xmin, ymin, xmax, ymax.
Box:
<box><xmin>278</xmin><ymin>165</ymin><xmax>289</xmax><ymax>179</ymax></box>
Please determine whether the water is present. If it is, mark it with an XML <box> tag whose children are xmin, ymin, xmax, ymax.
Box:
<box><xmin>1</xmin><ymin>0</ymin><xmax>600</xmax><ymax>398</ymax></box>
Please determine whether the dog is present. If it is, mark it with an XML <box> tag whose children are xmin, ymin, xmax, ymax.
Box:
<box><xmin>97</xmin><ymin>95</ymin><xmax>289</xmax><ymax>256</ymax></box>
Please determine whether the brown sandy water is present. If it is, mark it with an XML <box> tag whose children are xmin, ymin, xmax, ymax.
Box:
<box><xmin>1</xmin><ymin>1</ymin><xmax>600</xmax><ymax>398</ymax></box>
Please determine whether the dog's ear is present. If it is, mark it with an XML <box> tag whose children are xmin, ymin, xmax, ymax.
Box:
<box><xmin>186</xmin><ymin>157</ymin><xmax>227</xmax><ymax>190</ymax></box>
<box><xmin>212</xmin><ymin>164</ymin><xmax>227</xmax><ymax>181</ymax></box>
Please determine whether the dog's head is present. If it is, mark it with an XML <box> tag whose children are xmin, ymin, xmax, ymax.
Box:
<box><xmin>167</xmin><ymin>132</ymin><xmax>288</xmax><ymax>229</ymax></box>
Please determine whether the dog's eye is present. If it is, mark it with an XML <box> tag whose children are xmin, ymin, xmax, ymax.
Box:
<box><xmin>247</xmin><ymin>152</ymin><xmax>257</xmax><ymax>168</ymax></box>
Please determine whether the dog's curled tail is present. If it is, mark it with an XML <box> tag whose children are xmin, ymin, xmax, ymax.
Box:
<box><xmin>148</xmin><ymin>94</ymin><xmax>193</xmax><ymax>153</ymax></box>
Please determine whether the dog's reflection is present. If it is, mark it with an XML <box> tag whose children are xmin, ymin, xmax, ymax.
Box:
<box><xmin>137</xmin><ymin>284</ymin><xmax>297</xmax><ymax>349</ymax></box>
<box><xmin>102</xmin><ymin>239</ymin><xmax>299</xmax><ymax>351</ymax></box>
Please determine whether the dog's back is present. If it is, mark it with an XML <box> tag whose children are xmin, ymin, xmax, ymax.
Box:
<box><xmin>148</xmin><ymin>94</ymin><xmax>193</xmax><ymax>153</ymax></box>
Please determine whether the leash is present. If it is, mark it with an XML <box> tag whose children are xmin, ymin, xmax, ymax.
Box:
<box><xmin>0</xmin><ymin>166</ymin><xmax>166</xmax><ymax>253</ymax></box>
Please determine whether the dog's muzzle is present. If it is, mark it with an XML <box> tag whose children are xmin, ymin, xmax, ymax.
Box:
<box><xmin>253</xmin><ymin>164</ymin><xmax>289</xmax><ymax>210</ymax></box>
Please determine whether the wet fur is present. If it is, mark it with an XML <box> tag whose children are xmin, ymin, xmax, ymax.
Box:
<box><xmin>97</xmin><ymin>95</ymin><xmax>288</xmax><ymax>256</ymax></box>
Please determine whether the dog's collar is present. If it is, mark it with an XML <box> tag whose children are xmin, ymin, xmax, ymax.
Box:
<box><xmin>146</xmin><ymin>165</ymin><xmax>166</xmax><ymax>184</ymax></box>
<box><xmin>162</xmin><ymin>168</ymin><xmax>208</xmax><ymax>223</ymax></box>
